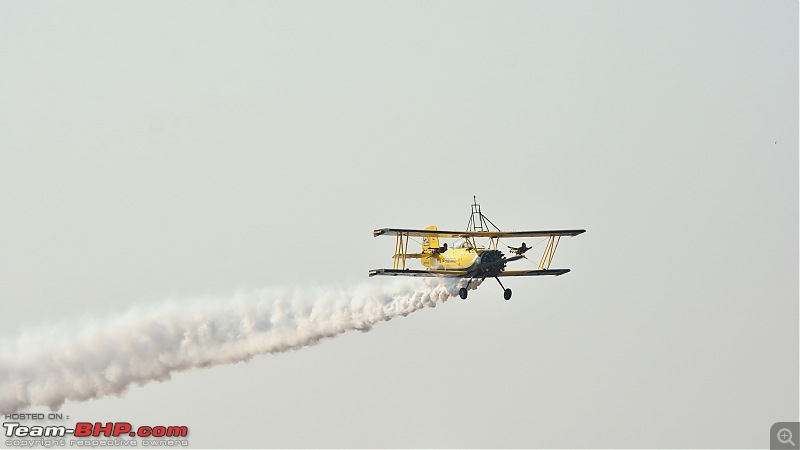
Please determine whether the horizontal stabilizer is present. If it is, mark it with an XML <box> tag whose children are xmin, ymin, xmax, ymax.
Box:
<box><xmin>392</xmin><ymin>253</ymin><xmax>427</xmax><ymax>259</ymax></box>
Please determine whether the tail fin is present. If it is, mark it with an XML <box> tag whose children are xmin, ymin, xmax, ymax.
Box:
<box><xmin>421</xmin><ymin>226</ymin><xmax>439</xmax><ymax>268</ymax></box>
<box><xmin>421</xmin><ymin>226</ymin><xmax>439</xmax><ymax>252</ymax></box>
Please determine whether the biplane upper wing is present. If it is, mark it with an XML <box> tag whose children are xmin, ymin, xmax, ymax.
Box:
<box><xmin>373</xmin><ymin>228</ymin><xmax>586</xmax><ymax>238</ymax></box>
<box><xmin>368</xmin><ymin>268</ymin><xmax>468</xmax><ymax>278</ymax></box>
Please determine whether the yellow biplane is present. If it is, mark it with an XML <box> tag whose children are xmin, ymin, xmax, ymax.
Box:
<box><xmin>369</xmin><ymin>197</ymin><xmax>585</xmax><ymax>300</ymax></box>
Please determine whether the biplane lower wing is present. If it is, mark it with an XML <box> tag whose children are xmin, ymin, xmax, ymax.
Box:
<box><xmin>496</xmin><ymin>269</ymin><xmax>570</xmax><ymax>277</ymax></box>
<box><xmin>368</xmin><ymin>268</ymin><xmax>570</xmax><ymax>278</ymax></box>
<box><xmin>369</xmin><ymin>268</ymin><xmax>468</xmax><ymax>278</ymax></box>
<box><xmin>373</xmin><ymin>228</ymin><xmax>585</xmax><ymax>238</ymax></box>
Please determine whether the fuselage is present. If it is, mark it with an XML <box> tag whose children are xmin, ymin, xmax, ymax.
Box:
<box><xmin>423</xmin><ymin>247</ymin><xmax>482</xmax><ymax>270</ymax></box>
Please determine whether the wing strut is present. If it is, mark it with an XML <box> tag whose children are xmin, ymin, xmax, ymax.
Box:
<box><xmin>393</xmin><ymin>232</ymin><xmax>410</xmax><ymax>270</ymax></box>
<box><xmin>538</xmin><ymin>235</ymin><xmax>561</xmax><ymax>270</ymax></box>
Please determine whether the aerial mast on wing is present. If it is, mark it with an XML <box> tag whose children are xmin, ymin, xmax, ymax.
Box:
<box><xmin>466</xmin><ymin>196</ymin><xmax>500</xmax><ymax>233</ymax></box>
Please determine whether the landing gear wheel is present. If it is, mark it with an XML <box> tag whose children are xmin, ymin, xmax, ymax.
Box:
<box><xmin>503</xmin><ymin>288</ymin><xmax>512</xmax><ymax>301</ymax></box>
<box><xmin>459</xmin><ymin>287</ymin><xmax>468</xmax><ymax>300</ymax></box>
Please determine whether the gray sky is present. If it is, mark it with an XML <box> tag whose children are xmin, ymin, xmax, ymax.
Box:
<box><xmin>1</xmin><ymin>1</ymin><xmax>797</xmax><ymax>448</ymax></box>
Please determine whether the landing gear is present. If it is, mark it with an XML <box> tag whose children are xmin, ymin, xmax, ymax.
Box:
<box><xmin>460</xmin><ymin>279</ymin><xmax>474</xmax><ymax>300</ymax></box>
<box><xmin>495</xmin><ymin>277</ymin><xmax>513</xmax><ymax>301</ymax></box>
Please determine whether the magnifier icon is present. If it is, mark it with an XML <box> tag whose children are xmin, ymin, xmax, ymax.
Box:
<box><xmin>778</xmin><ymin>428</ymin><xmax>795</xmax><ymax>446</ymax></box>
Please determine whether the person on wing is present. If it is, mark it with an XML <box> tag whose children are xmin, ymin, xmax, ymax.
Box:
<box><xmin>430</xmin><ymin>243</ymin><xmax>448</xmax><ymax>254</ymax></box>
<box><xmin>509</xmin><ymin>242</ymin><xmax>531</xmax><ymax>255</ymax></box>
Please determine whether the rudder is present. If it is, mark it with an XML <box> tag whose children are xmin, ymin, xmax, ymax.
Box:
<box><xmin>421</xmin><ymin>225</ymin><xmax>439</xmax><ymax>253</ymax></box>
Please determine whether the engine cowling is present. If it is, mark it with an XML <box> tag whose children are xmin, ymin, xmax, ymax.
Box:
<box><xmin>478</xmin><ymin>249</ymin><xmax>506</xmax><ymax>277</ymax></box>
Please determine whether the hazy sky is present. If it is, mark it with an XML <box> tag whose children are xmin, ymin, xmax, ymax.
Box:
<box><xmin>1</xmin><ymin>1</ymin><xmax>797</xmax><ymax>448</ymax></box>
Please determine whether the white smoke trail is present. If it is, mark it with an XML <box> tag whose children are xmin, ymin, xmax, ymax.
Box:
<box><xmin>0</xmin><ymin>277</ymin><xmax>480</xmax><ymax>413</ymax></box>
